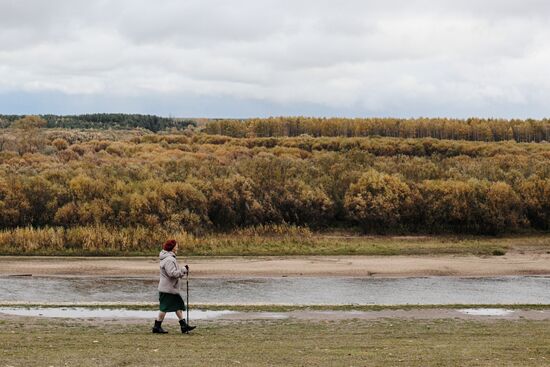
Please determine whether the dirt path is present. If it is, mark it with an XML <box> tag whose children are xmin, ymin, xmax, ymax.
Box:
<box><xmin>2</xmin><ymin>253</ymin><xmax>550</xmax><ymax>277</ymax></box>
<box><xmin>227</xmin><ymin>309</ymin><xmax>550</xmax><ymax>321</ymax></box>
<box><xmin>1</xmin><ymin>308</ymin><xmax>549</xmax><ymax>321</ymax></box>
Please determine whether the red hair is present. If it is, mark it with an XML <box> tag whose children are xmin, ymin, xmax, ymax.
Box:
<box><xmin>163</xmin><ymin>239</ymin><xmax>177</xmax><ymax>251</ymax></box>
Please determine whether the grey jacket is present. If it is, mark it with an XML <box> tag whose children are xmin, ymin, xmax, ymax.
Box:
<box><xmin>158</xmin><ymin>250</ymin><xmax>187</xmax><ymax>294</ymax></box>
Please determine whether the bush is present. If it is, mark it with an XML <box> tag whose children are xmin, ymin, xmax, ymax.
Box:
<box><xmin>344</xmin><ymin>170</ymin><xmax>412</xmax><ymax>232</ymax></box>
<box><xmin>51</xmin><ymin>138</ymin><xmax>69</xmax><ymax>151</ymax></box>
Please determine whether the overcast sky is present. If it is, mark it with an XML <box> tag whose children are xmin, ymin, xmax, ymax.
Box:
<box><xmin>0</xmin><ymin>0</ymin><xmax>549</xmax><ymax>118</ymax></box>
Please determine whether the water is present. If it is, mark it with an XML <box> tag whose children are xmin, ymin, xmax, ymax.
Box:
<box><xmin>458</xmin><ymin>308</ymin><xmax>514</xmax><ymax>316</ymax></box>
<box><xmin>0</xmin><ymin>307</ymin><xmax>524</xmax><ymax>320</ymax></box>
<box><xmin>0</xmin><ymin>307</ymin><xmax>237</xmax><ymax>319</ymax></box>
<box><xmin>1</xmin><ymin>276</ymin><xmax>549</xmax><ymax>305</ymax></box>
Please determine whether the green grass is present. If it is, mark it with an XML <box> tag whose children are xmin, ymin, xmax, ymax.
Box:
<box><xmin>180</xmin><ymin>235</ymin><xmax>512</xmax><ymax>256</ymax></box>
<box><xmin>0</xmin><ymin>226</ymin><xmax>548</xmax><ymax>256</ymax></box>
<box><xmin>1</xmin><ymin>317</ymin><xmax>549</xmax><ymax>366</ymax></box>
<box><xmin>146</xmin><ymin>233</ymin><xmax>550</xmax><ymax>257</ymax></box>
<box><xmin>4</xmin><ymin>233</ymin><xmax>550</xmax><ymax>257</ymax></box>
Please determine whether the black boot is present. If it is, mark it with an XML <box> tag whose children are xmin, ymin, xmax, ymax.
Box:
<box><xmin>152</xmin><ymin>320</ymin><xmax>168</xmax><ymax>334</ymax></box>
<box><xmin>179</xmin><ymin>319</ymin><xmax>196</xmax><ymax>333</ymax></box>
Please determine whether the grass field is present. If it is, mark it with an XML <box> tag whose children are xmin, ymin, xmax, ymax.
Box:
<box><xmin>1</xmin><ymin>317</ymin><xmax>549</xmax><ymax>366</ymax></box>
<box><xmin>182</xmin><ymin>233</ymin><xmax>549</xmax><ymax>257</ymax></box>
<box><xmin>2</xmin><ymin>229</ymin><xmax>549</xmax><ymax>256</ymax></box>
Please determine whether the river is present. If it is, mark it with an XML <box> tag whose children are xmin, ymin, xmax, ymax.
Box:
<box><xmin>1</xmin><ymin>275</ymin><xmax>549</xmax><ymax>305</ymax></box>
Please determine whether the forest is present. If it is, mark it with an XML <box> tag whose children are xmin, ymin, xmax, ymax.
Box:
<box><xmin>0</xmin><ymin>114</ymin><xmax>195</xmax><ymax>132</ymax></box>
<box><xmin>205</xmin><ymin>117</ymin><xmax>550</xmax><ymax>143</ymax></box>
<box><xmin>3</xmin><ymin>115</ymin><xmax>550</xmax><ymax>143</ymax></box>
<box><xmin>0</xmin><ymin>115</ymin><xmax>549</xmax><ymax>254</ymax></box>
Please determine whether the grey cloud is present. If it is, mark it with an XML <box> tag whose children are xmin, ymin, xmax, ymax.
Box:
<box><xmin>114</xmin><ymin>1</ymin><xmax>284</xmax><ymax>46</ymax></box>
<box><xmin>0</xmin><ymin>0</ymin><xmax>549</xmax><ymax>117</ymax></box>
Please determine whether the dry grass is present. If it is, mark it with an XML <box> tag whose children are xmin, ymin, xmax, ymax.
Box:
<box><xmin>1</xmin><ymin>317</ymin><xmax>550</xmax><ymax>366</ymax></box>
<box><xmin>0</xmin><ymin>225</ymin><xmax>548</xmax><ymax>256</ymax></box>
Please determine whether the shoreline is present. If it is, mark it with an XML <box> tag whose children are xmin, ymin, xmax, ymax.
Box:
<box><xmin>1</xmin><ymin>302</ymin><xmax>550</xmax><ymax>310</ymax></box>
<box><xmin>2</xmin><ymin>253</ymin><xmax>550</xmax><ymax>278</ymax></box>
<box><xmin>1</xmin><ymin>304</ymin><xmax>550</xmax><ymax>321</ymax></box>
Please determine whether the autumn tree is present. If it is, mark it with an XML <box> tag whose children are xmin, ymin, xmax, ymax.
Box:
<box><xmin>208</xmin><ymin>175</ymin><xmax>264</xmax><ymax>228</ymax></box>
<box><xmin>519</xmin><ymin>177</ymin><xmax>550</xmax><ymax>229</ymax></box>
<box><xmin>51</xmin><ymin>138</ymin><xmax>69</xmax><ymax>151</ymax></box>
<box><xmin>483</xmin><ymin>181</ymin><xmax>524</xmax><ymax>233</ymax></box>
<box><xmin>11</xmin><ymin>115</ymin><xmax>47</xmax><ymax>155</ymax></box>
<box><xmin>0</xmin><ymin>128</ymin><xmax>549</xmax><ymax>236</ymax></box>
<box><xmin>344</xmin><ymin>170</ymin><xmax>412</xmax><ymax>232</ymax></box>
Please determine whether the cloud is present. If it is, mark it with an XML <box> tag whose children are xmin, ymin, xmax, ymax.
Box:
<box><xmin>0</xmin><ymin>0</ymin><xmax>549</xmax><ymax>117</ymax></box>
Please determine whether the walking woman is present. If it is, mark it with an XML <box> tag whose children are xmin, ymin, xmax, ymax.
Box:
<box><xmin>152</xmin><ymin>239</ymin><xmax>196</xmax><ymax>334</ymax></box>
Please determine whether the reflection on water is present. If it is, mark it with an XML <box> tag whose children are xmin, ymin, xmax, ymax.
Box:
<box><xmin>0</xmin><ymin>276</ymin><xmax>549</xmax><ymax>305</ymax></box>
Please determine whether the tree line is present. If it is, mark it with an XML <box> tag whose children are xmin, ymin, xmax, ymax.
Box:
<box><xmin>0</xmin><ymin>114</ymin><xmax>195</xmax><ymax>132</ymax></box>
<box><xmin>205</xmin><ymin>117</ymin><xmax>550</xmax><ymax>143</ymax></box>
<box><xmin>4</xmin><ymin>115</ymin><xmax>549</xmax><ymax>142</ymax></box>
<box><xmin>0</xmin><ymin>128</ymin><xmax>548</xmax><ymax>235</ymax></box>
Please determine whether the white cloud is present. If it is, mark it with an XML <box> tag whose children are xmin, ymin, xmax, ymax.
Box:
<box><xmin>0</xmin><ymin>0</ymin><xmax>549</xmax><ymax>117</ymax></box>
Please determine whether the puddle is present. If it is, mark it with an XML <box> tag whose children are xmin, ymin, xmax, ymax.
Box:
<box><xmin>249</xmin><ymin>312</ymin><xmax>287</xmax><ymax>319</ymax></box>
<box><xmin>458</xmin><ymin>308</ymin><xmax>515</xmax><ymax>316</ymax></box>
<box><xmin>0</xmin><ymin>307</ymin><xmax>236</xmax><ymax>319</ymax></box>
<box><xmin>2</xmin><ymin>307</ymin><xmax>539</xmax><ymax>321</ymax></box>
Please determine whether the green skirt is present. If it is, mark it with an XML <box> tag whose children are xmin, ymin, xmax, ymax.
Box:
<box><xmin>159</xmin><ymin>292</ymin><xmax>186</xmax><ymax>312</ymax></box>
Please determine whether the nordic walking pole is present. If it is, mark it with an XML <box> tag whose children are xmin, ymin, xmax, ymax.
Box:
<box><xmin>186</xmin><ymin>268</ymin><xmax>190</xmax><ymax>334</ymax></box>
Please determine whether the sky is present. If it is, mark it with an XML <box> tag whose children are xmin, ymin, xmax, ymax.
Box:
<box><xmin>0</xmin><ymin>0</ymin><xmax>549</xmax><ymax>118</ymax></box>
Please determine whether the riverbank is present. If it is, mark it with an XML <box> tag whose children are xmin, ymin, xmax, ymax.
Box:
<box><xmin>2</xmin><ymin>252</ymin><xmax>550</xmax><ymax>277</ymax></box>
<box><xmin>2</xmin><ymin>231</ymin><xmax>549</xmax><ymax>257</ymax></box>
<box><xmin>2</xmin><ymin>315</ymin><xmax>549</xmax><ymax>366</ymax></box>
<box><xmin>2</xmin><ymin>304</ymin><xmax>550</xmax><ymax>320</ymax></box>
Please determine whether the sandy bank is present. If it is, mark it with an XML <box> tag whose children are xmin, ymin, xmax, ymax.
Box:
<box><xmin>2</xmin><ymin>253</ymin><xmax>550</xmax><ymax>277</ymax></box>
